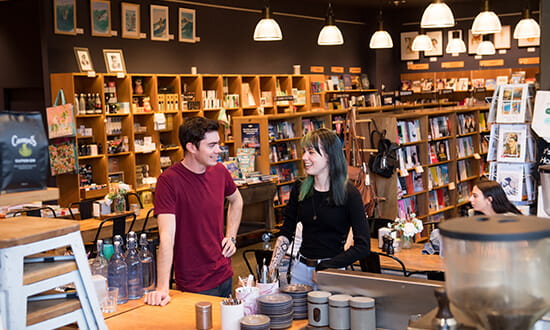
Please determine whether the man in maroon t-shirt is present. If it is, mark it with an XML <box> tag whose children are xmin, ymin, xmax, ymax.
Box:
<box><xmin>145</xmin><ymin>117</ymin><xmax>243</xmax><ymax>306</ymax></box>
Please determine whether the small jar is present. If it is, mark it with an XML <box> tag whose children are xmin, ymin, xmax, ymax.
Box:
<box><xmin>308</xmin><ymin>291</ymin><xmax>331</xmax><ymax>327</ymax></box>
<box><xmin>350</xmin><ymin>296</ymin><xmax>376</xmax><ymax>330</ymax></box>
<box><xmin>329</xmin><ymin>294</ymin><xmax>351</xmax><ymax>329</ymax></box>
<box><xmin>195</xmin><ymin>301</ymin><xmax>212</xmax><ymax>329</ymax></box>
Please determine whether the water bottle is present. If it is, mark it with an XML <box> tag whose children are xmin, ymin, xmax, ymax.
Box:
<box><xmin>125</xmin><ymin>232</ymin><xmax>137</xmax><ymax>258</ymax></box>
<box><xmin>139</xmin><ymin>233</ymin><xmax>156</xmax><ymax>293</ymax></box>
<box><xmin>108</xmin><ymin>241</ymin><xmax>128</xmax><ymax>304</ymax></box>
<box><xmin>125</xmin><ymin>237</ymin><xmax>143</xmax><ymax>299</ymax></box>
<box><xmin>91</xmin><ymin>239</ymin><xmax>108</xmax><ymax>279</ymax></box>
<box><xmin>113</xmin><ymin>234</ymin><xmax>124</xmax><ymax>254</ymax></box>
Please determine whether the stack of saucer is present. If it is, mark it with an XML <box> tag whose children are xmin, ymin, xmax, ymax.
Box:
<box><xmin>257</xmin><ymin>293</ymin><xmax>294</xmax><ymax>329</ymax></box>
<box><xmin>240</xmin><ymin>314</ymin><xmax>270</xmax><ymax>330</ymax></box>
<box><xmin>280</xmin><ymin>284</ymin><xmax>313</xmax><ymax>319</ymax></box>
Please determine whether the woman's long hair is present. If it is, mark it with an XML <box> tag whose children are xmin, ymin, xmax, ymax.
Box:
<box><xmin>298</xmin><ymin>128</ymin><xmax>348</xmax><ymax>206</ymax></box>
<box><xmin>475</xmin><ymin>180</ymin><xmax>522</xmax><ymax>214</ymax></box>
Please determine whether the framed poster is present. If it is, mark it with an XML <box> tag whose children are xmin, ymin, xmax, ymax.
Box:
<box><xmin>54</xmin><ymin>0</ymin><xmax>76</xmax><ymax>35</ymax></box>
<box><xmin>91</xmin><ymin>0</ymin><xmax>111</xmax><ymax>37</ymax></box>
<box><xmin>103</xmin><ymin>49</ymin><xmax>127</xmax><ymax>73</ymax></box>
<box><xmin>400</xmin><ymin>31</ymin><xmax>419</xmax><ymax>61</ymax></box>
<box><xmin>518</xmin><ymin>37</ymin><xmax>540</xmax><ymax>47</ymax></box>
<box><xmin>424</xmin><ymin>31</ymin><xmax>443</xmax><ymax>56</ymax></box>
<box><xmin>121</xmin><ymin>2</ymin><xmax>140</xmax><ymax>39</ymax></box>
<box><xmin>150</xmin><ymin>5</ymin><xmax>169</xmax><ymax>41</ymax></box>
<box><xmin>179</xmin><ymin>8</ymin><xmax>196</xmax><ymax>43</ymax></box>
<box><xmin>494</xmin><ymin>25</ymin><xmax>511</xmax><ymax>49</ymax></box>
<box><xmin>468</xmin><ymin>29</ymin><xmax>483</xmax><ymax>54</ymax></box>
<box><xmin>73</xmin><ymin>47</ymin><xmax>94</xmax><ymax>72</ymax></box>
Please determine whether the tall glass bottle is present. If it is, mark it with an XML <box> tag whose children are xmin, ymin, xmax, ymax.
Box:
<box><xmin>91</xmin><ymin>239</ymin><xmax>108</xmax><ymax>279</ymax></box>
<box><xmin>108</xmin><ymin>241</ymin><xmax>128</xmax><ymax>304</ymax></box>
<box><xmin>113</xmin><ymin>234</ymin><xmax>124</xmax><ymax>254</ymax></box>
<box><xmin>125</xmin><ymin>237</ymin><xmax>143</xmax><ymax>299</ymax></box>
<box><xmin>139</xmin><ymin>233</ymin><xmax>156</xmax><ymax>293</ymax></box>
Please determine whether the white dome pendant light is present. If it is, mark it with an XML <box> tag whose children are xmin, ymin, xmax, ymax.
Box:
<box><xmin>369</xmin><ymin>10</ymin><xmax>393</xmax><ymax>49</ymax></box>
<box><xmin>318</xmin><ymin>2</ymin><xmax>344</xmax><ymax>46</ymax></box>
<box><xmin>513</xmin><ymin>7</ymin><xmax>540</xmax><ymax>39</ymax></box>
<box><xmin>421</xmin><ymin>0</ymin><xmax>455</xmax><ymax>28</ymax></box>
<box><xmin>412</xmin><ymin>29</ymin><xmax>433</xmax><ymax>52</ymax></box>
<box><xmin>477</xmin><ymin>34</ymin><xmax>496</xmax><ymax>55</ymax></box>
<box><xmin>446</xmin><ymin>30</ymin><xmax>466</xmax><ymax>55</ymax></box>
<box><xmin>472</xmin><ymin>0</ymin><xmax>502</xmax><ymax>35</ymax></box>
<box><xmin>253</xmin><ymin>1</ymin><xmax>282</xmax><ymax>41</ymax></box>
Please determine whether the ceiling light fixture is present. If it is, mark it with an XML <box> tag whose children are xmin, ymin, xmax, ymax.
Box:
<box><xmin>477</xmin><ymin>35</ymin><xmax>496</xmax><ymax>55</ymax></box>
<box><xmin>318</xmin><ymin>2</ymin><xmax>344</xmax><ymax>46</ymax></box>
<box><xmin>412</xmin><ymin>30</ymin><xmax>433</xmax><ymax>52</ymax></box>
<box><xmin>472</xmin><ymin>0</ymin><xmax>501</xmax><ymax>34</ymax></box>
<box><xmin>253</xmin><ymin>2</ymin><xmax>282</xmax><ymax>41</ymax></box>
<box><xmin>446</xmin><ymin>30</ymin><xmax>466</xmax><ymax>55</ymax></box>
<box><xmin>513</xmin><ymin>8</ymin><xmax>540</xmax><ymax>39</ymax></box>
<box><xmin>369</xmin><ymin>10</ymin><xmax>393</xmax><ymax>49</ymax></box>
<box><xmin>421</xmin><ymin>0</ymin><xmax>455</xmax><ymax>28</ymax></box>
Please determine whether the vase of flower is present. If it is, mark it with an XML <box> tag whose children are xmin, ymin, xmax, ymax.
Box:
<box><xmin>106</xmin><ymin>182</ymin><xmax>130</xmax><ymax>214</ymax></box>
<box><xmin>401</xmin><ymin>235</ymin><xmax>414</xmax><ymax>249</ymax></box>
<box><xmin>112</xmin><ymin>195</ymin><xmax>126</xmax><ymax>214</ymax></box>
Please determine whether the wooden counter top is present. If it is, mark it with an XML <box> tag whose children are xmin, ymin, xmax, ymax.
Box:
<box><xmin>105</xmin><ymin>290</ymin><xmax>308</xmax><ymax>329</ymax></box>
<box><xmin>370</xmin><ymin>238</ymin><xmax>445</xmax><ymax>273</ymax></box>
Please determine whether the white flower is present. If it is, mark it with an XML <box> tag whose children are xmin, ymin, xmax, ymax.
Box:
<box><xmin>402</xmin><ymin>222</ymin><xmax>417</xmax><ymax>237</ymax></box>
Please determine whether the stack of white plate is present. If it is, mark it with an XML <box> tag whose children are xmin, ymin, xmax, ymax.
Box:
<box><xmin>240</xmin><ymin>314</ymin><xmax>270</xmax><ymax>330</ymax></box>
<box><xmin>257</xmin><ymin>293</ymin><xmax>294</xmax><ymax>329</ymax></box>
<box><xmin>280</xmin><ymin>284</ymin><xmax>313</xmax><ymax>319</ymax></box>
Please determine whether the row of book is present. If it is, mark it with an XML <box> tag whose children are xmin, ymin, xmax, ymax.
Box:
<box><xmin>456</xmin><ymin>113</ymin><xmax>477</xmax><ymax>135</ymax></box>
<box><xmin>429</xmin><ymin>140</ymin><xmax>450</xmax><ymax>163</ymax></box>
<box><xmin>428</xmin><ymin>164</ymin><xmax>450</xmax><ymax>188</ymax></box>
<box><xmin>270</xmin><ymin>163</ymin><xmax>298</xmax><ymax>184</ymax></box>
<box><xmin>428</xmin><ymin>187</ymin><xmax>451</xmax><ymax>213</ymax></box>
<box><xmin>273</xmin><ymin>184</ymin><xmax>292</xmax><ymax>206</ymax></box>
<box><xmin>396</xmin><ymin>119</ymin><xmax>422</xmax><ymax>144</ymax></box>
<box><xmin>400</xmin><ymin>73</ymin><xmax>531</xmax><ymax>93</ymax></box>
<box><xmin>270</xmin><ymin>142</ymin><xmax>298</xmax><ymax>163</ymax></box>
<box><xmin>398</xmin><ymin>145</ymin><xmax>421</xmax><ymax>170</ymax></box>
<box><xmin>456</xmin><ymin>136</ymin><xmax>475</xmax><ymax>158</ymax></box>
<box><xmin>302</xmin><ymin>118</ymin><xmax>325</xmax><ymax>135</ymax></box>
<box><xmin>429</xmin><ymin>115</ymin><xmax>451</xmax><ymax>139</ymax></box>
<box><xmin>457</xmin><ymin>159</ymin><xmax>475</xmax><ymax>181</ymax></box>
<box><xmin>311</xmin><ymin>74</ymin><xmax>370</xmax><ymax>92</ymax></box>
<box><xmin>268</xmin><ymin>121</ymin><xmax>296</xmax><ymax>141</ymax></box>
<box><xmin>397</xmin><ymin>171</ymin><xmax>424</xmax><ymax>197</ymax></box>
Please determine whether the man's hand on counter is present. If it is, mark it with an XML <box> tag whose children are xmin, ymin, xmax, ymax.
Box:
<box><xmin>144</xmin><ymin>289</ymin><xmax>171</xmax><ymax>306</ymax></box>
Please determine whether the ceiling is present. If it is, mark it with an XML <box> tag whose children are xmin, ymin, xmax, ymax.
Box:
<box><xmin>305</xmin><ymin>0</ymin><xmax>478</xmax><ymax>10</ymax></box>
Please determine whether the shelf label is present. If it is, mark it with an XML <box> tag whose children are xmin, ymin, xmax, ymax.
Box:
<box><xmin>87</xmin><ymin>71</ymin><xmax>96</xmax><ymax>77</ymax></box>
<box><xmin>429</xmin><ymin>57</ymin><xmax>437</xmax><ymax>62</ymax></box>
<box><xmin>415</xmin><ymin>166</ymin><xmax>424</xmax><ymax>173</ymax></box>
<box><xmin>448</xmin><ymin>182</ymin><xmax>456</xmax><ymax>190</ymax></box>
<box><xmin>139</xmin><ymin>33</ymin><xmax>147</xmax><ymax>39</ymax></box>
<box><xmin>441</xmin><ymin>61</ymin><xmax>464</xmax><ymax>69</ymax></box>
<box><xmin>331</xmin><ymin>66</ymin><xmax>344</xmax><ymax>73</ymax></box>
<box><xmin>441</xmin><ymin>89</ymin><xmax>454</xmax><ymax>94</ymax></box>
<box><xmin>400</xmin><ymin>90</ymin><xmax>413</xmax><ymax>96</ymax></box>
<box><xmin>111</xmin><ymin>30</ymin><xmax>118</xmax><ymax>36</ymax></box>
<box><xmin>527</xmin><ymin>47</ymin><xmax>536</xmax><ymax>53</ymax></box>
<box><xmin>474</xmin><ymin>87</ymin><xmax>486</xmax><ymax>93</ymax></box>
<box><xmin>518</xmin><ymin>57</ymin><xmax>539</xmax><ymax>65</ymax></box>
<box><xmin>349</xmin><ymin>67</ymin><xmax>361</xmax><ymax>74</ymax></box>
<box><xmin>399</xmin><ymin>168</ymin><xmax>409</xmax><ymax>177</ymax></box>
<box><xmin>116</xmin><ymin>72</ymin><xmax>125</xmax><ymax>78</ymax></box>
<box><xmin>274</xmin><ymin>95</ymin><xmax>294</xmax><ymax>101</ymax></box>
<box><xmin>479</xmin><ymin>59</ymin><xmax>504</xmax><ymax>67</ymax></box>
<box><xmin>473</xmin><ymin>153</ymin><xmax>481</xmax><ymax>159</ymax></box>
<box><xmin>498</xmin><ymin>49</ymin><xmax>507</xmax><ymax>55</ymax></box>
<box><xmin>310</xmin><ymin>66</ymin><xmax>324</xmax><ymax>73</ymax></box>
<box><xmin>76</xmin><ymin>28</ymin><xmax>84</xmax><ymax>34</ymax></box>
<box><xmin>407</xmin><ymin>63</ymin><xmax>429</xmax><ymax>70</ymax></box>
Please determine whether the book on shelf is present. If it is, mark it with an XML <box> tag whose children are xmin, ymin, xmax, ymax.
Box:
<box><xmin>436</xmin><ymin>79</ymin><xmax>446</xmax><ymax>91</ymax></box>
<box><xmin>429</xmin><ymin>115</ymin><xmax>451</xmax><ymax>138</ymax></box>
<box><xmin>269</xmin><ymin>121</ymin><xmax>296</xmax><ymax>141</ymax></box>
<box><xmin>457</xmin><ymin>181</ymin><xmax>472</xmax><ymax>203</ymax></box>
<box><xmin>397</xmin><ymin>196</ymin><xmax>417</xmax><ymax>219</ymax></box>
<box><xmin>456</xmin><ymin>136</ymin><xmax>474</xmax><ymax>158</ymax></box>
<box><xmin>343</xmin><ymin>74</ymin><xmax>353</xmax><ymax>90</ymax></box>
<box><xmin>261</xmin><ymin>91</ymin><xmax>273</xmax><ymax>106</ymax></box>
<box><xmin>486</xmin><ymin>124</ymin><xmax>499</xmax><ymax>161</ymax></box>
<box><xmin>242</xmin><ymin>83</ymin><xmax>256</xmax><ymax>107</ymax></box>
<box><xmin>412</xmin><ymin>171</ymin><xmax>424</xmax><ymax>193</ymax></box>
<box><xmin>457</xmin><ymin>159</ymin><xmax>474</xmax><ymax>180</ymax></box>
<box><xmin>360</xmin><ymin>74</ymin><xmax>370</xmax><ymax>90</ymax></box>
<box><xmin>485</xmin><ymin>79</ymin><xmax>497</xmax><ymax>91</ymax></box>
<box><xmin>456</xmin><ymin>78</ymin><xmax>469</xmax><ymax>92</ymax></box>
<box><xmin>278</xmin><ymin>184</ymin><xmax>292</xmax><ymax>205</ymax></box>
<box><xmin>472</xmin><ymin>78</ymin><xmax>485</xmax><ymax>89</ymax></box>
<box><xmin>510</xmin><ymin>71</ymin><xmax>526</xmax><ymax>84</ymax></box>
<box><xmin>270</xmin><ymin>162</ymin><xmax>297</xmax><ymax>183</ymax></box>
<box><xmin>428</xmin><ymin>144</ymin><xmax>439</xmax><ymax>164</ymax></box>
<box><xmin>428</xmin><ymin>191</ymin><xmax>438</xmax><ymax>212</ymax></box>
<box><xmin>435</xmin><ymin>140</ymin><xmax>450</xmax><ymax>162</ymax></box>
<box><xmin>270</xmin><ymin>141</ymin><xmax>298</xmax><ymax>163</ymax></box>
<box><xmin>428</xmin><ymin>164</ymin><xmax>449</xmax><ymax>188</ymax></box>
<box><xmin>457</xmin><ymin>113</ymin><xmax>477</xmax><ymax>135</ymax></box>
<box><xmin>496</xmin><ymin>76</ymin><xmax>509</xmax><ymax>86</ymax></box>
<box><xmin>411</xmin><ymin>80</ymin><xmax>422</xmax><ymax>93</ymax></box>
<box><xmin>480</xmin><ymin>134</ymin><xmax>489</xmax><ymax>153</ymax></box>
<box><xmin>445</xmin><ymin>78</ymin><xmax>457</xmax><ymax>91</ymax></box>
<box><xmin>478</xmin><ymin>111</ymin><xmax>488</xmax><ymax>131</ymax></box>
<box><xmin>292</xmin><ymin>88</ymin><xmax>307</xmax><ymax>104</ymax></box>
<box><xmin>401</xmin><ymin>80</ymin><xmax>412</xmax><ymax>91</ymax></box>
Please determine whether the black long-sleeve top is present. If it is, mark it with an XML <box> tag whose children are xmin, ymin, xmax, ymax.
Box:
<box><xmin>279</xmin><ymin>180</ymin><xmax>371</xmax><ymax>270</ymax></box>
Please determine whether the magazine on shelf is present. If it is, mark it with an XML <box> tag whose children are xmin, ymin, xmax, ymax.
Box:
<box><xmin>496</xmin><ymin>124</ymin><xmax>528</xmax><ymax>163</ymax></box>
<box><xmin>486</xmin><ymin>124</ymin><xmax>499</xmax><ymax>161</ymax></box>
<box><xmin>456</xmin><ymin>78</ymin><xmax>469</xmax><ymax>92</ymax></box>
<box><xmin>457</xmin><ymin>112</ymin><xmax>477</xmax><ymax>135</ymax></box>
<box><xmin>407</xmin><ymin>119</ymin><xmax>421</xmax><ymax>142</ymax></box>
<box><xmin>496</xmin><ymin>84</ymin><xmax>529</xmax><ymax>123</ymax></box>
<box><xmin>496</xmin><ymin>163</ymin><xmax>524</xmax><ymax>202</ymax></box>
<box><xmin>524</xmin><ymin>163</ymin><xmax>537</xmax><ymax>201</ymax></box>
<box><xmin>485</xmin><ymin>79</ymin><xmax>497</xmax><ymax>91</ymax></box>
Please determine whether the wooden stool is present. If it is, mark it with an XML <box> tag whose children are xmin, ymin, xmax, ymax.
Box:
<box><xmin>0</xmin><ymin>217</ymin><xmax>107</xmax><ymax>329</ymax></box>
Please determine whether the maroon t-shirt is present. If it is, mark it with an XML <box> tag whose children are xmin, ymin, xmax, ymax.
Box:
<box><xmin>154</xmin><ymin>162</ymin><xmax>237</xmax><ymax>292</ymax></box>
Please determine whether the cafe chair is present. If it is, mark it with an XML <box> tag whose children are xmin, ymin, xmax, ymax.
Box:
<box><xmin>243</xmin><ymin>249</ymin><xmax>273</xmax><ymax>280</ymax></box>
<box><xmin>359</xmin><ymin>251</ymin><xmax>408</xmax><ymax>277</ymax></box>
<box><xmin>7</xmin><ymin>206</ymin><xmax>57</xmax><ymax>218</ymax></box>
<box><xmin>125</xmin><ymin>192</ymin><xmax>144</xmax><ymax>211</ymax></box>
<box><xmin>87</xmin><ymin>213</ymin><xmax>137</xmax><ymax>256</ymax></box>
<box><xmin>68</xmin><ymin>200</ymin><xmax>94</xmax><ymax>220</ymax></box>
<box><xmin>368</xmin><ymin>218</ymin><xmax>393</xmax><ymax>238</ymax></box>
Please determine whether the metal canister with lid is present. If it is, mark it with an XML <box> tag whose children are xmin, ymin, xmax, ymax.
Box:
<box><xmin>350</xmin><ymin>296</ymin><xmax>376</xmax><ymax>330</ymax></box>
<box><xmin>195</xmin><ymin>301</ymin><xmax>212</xmax><ymax>329</ymax></box>
<box><xmin>329</xmin><ymin>294</ymin><xmax>352</xmax><ymax>329</ymax></box>
<box><xmin>307</xmin><ymin>291</ymin><xmax>331</xmax><ymax>327</ymax></box>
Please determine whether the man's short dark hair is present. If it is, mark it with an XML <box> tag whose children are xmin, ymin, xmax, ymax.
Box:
<box><xmin>179</xmin><ymin>116</ymin><xmax>219</xmax><ymax>152</ymax></box>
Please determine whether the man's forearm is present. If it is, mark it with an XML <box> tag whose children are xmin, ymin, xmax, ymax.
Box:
<box><xmin>225</xmin><ymin>198</ymin><xmax>243</xmax><ymax>239</ymax></box>
<box><xmin>156</xmin><ymin>240</ymin><xmax>174</xmax><ymax>291</ymax></box>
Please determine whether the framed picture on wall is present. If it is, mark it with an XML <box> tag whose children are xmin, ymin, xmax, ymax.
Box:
<box><xmin>494</xmin><ymin>25</ymin><xmax>511</xmax><ymax>49</ymax></box>
<box><xmin>468</xmin><ymin>29</ymin><xmax>483</xmax><ymax>54</ymax></box>
<box><xmin>518</xmin><ymin>37</ymin><xmax>540</xmax><ymax>47</ymax></box>
<box><xmin>400</xmin><ymin>31</ymin><xmax>419</xmax><ymax>61</ymax></box>
<box><xmin>73</xmin><ymin>47</ymin><xmax>94</xmax><ymax>72</ymax></box>
<box><xmin>150</xmin><ymin>5</ymin><xmax>169</xmax><ymax>41</ymax></box>
<box><xmin>424</xmin><ymin>31</ymin><xmax>443</xmax><ymax>57</ymax></box>
<box><xmin>103</xmin><ymin>49</ymin><xmax>127</xmax><ymax>73</ymax></box>
<box><xmin>91</xmin><ymin>0</ymin><xmax>111</xmax><ymax>37</ymax></box>
<box><xmin>121</xmin><ymin>2</ymin><xmax>140</xmax><ymax>39</ymax></box>
<box><xmin>178</xmin><ymin>8</ymin><xmax>196</xmax><ymax>43</ymax></box>
<box><xmin>54</xmin><ymin>0</ymin><xmax>76</xmax><ymax>35</ymax></box>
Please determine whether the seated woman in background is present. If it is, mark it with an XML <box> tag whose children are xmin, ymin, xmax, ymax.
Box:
<box><xmin>469</xmin><ymin>180</ymin><xmax>522</xmax><ymax>215</ymax></box>
<box><xmin>268</xmin><ymin>128</ymin><xmax>370</xmax><ymax>288</ymax></box>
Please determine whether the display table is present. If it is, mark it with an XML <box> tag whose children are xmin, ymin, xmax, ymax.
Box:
<box><xmin>370</xmin><ymin>238</ymin><xmax>444</xmax><ymax>273</ymax></box>
<box><xmin>104</xmin><ymin>290</ymin><xmax>308</xmax><ymax>329</ymax></box>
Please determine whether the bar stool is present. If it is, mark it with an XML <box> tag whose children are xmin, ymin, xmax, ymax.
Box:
<box><xmin>0</xmin><ymin>217</ymin><xmax>107</xmax><ymax>329</ymax></box>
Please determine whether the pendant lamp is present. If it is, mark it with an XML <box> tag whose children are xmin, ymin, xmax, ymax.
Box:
<box><xmin>412</xmin><ymin>30</ymin><xmax>433</xmax><ymax>52</ymax></box>
<box><xmin>369</xmin><ymin>10</ymin><xmax>393</xmax><ymax>49</ymax></box>
<box><xmin>446</xmin><ymin>31</ymin><xmax>466</xmax><ymax>54</ymax></box>
<box><xmin>421</xmin><ymin>0</ymin><xmax>455</xmax><ymax>28</ymax></box>
<box><xmin>513</xmin><ymin>8</ymin><xmax>540</xmax><ymax>39</ymax></box>
<box><xmin>253</xmin><ymin>2</ymin><xmax>282</xmax><ymax>41</ymax></box>
<box><xmin>472</xmin><ymin>0</ymin><xmax>501</xmax><ymax>34</ymax></box>
<box><xmin>318</xmin><ymin>2</ymin><xmax>344</xmax><ymax>46</ymax></box>
<box><xmin>476</xmin><ymin>35</ymin><xmax>496</xmax><ymax>55</ymax></box>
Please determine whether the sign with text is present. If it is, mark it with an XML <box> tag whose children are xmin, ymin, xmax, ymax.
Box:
<box><xmin>349</xmin><ymin>67</ymin><xmax>361</xmax><ymax>74</ymax></box>
<box><xmin>479</xmin><ymin>59</ymin><xmax>504</xmax><ymax>67</ymax></box>
<box><xmin>331</xmin><ymin>66</ymin><xmax>344</xmax><ymax>73</ymax></box>
<box><xmin>407</xmin><ymin>63</ymin><xmax>429</xmax><ymax>70</ymax></box>
<box><xmin>441</xmin><ymin>61</ymin><xmax>464</xmax><ymax>69</ymax></box>
<box><xmin>518</xmin><ymin>57</ymin><xmax>539</xmax><ymax>65</ymax></box>
<box><xmin>310</xmin><ymin>66</ymin><xmax>325</xmax><ymax>73</ymax></box>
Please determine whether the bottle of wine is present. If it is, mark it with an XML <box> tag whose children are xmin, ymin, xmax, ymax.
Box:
<box><xmin>125</xmin><ymin>237</ymin><xmax>144</xmax><ymax>299</ymax></box>
<box><xmin>139</xmin><ymin>233</ymin><xmax>156</xmax><ymax>293</ymax></box>
<box><xmin>108</xmin><ymin>241</ymin><xmax>128</xmax><ymax>304</ymax></box>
